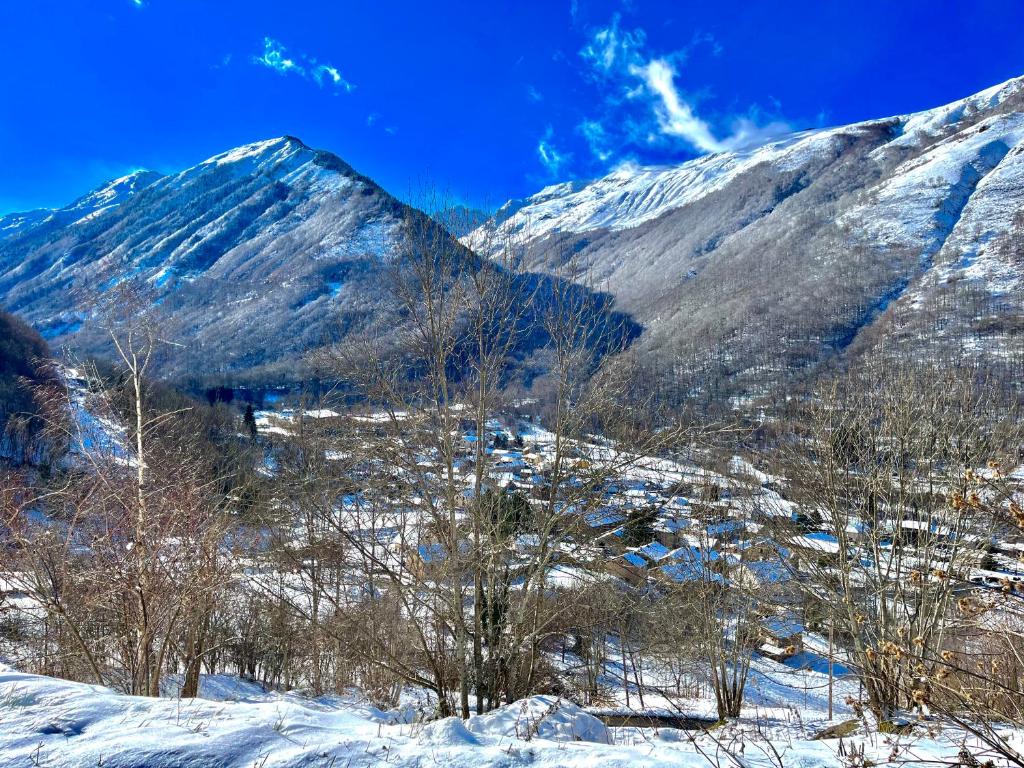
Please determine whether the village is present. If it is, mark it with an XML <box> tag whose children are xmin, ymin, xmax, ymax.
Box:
<box><xmin>252</xmin><ymin>402</ymin><xmax>1024</xmax><ymax>679</ymax></box>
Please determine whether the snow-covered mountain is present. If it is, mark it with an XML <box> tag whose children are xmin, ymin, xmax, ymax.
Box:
<box><xmin>0</xmin><ymin>138</ymin><xmax>629</xmax><ymax>382</ymax></box>
<box><xmin>0</xmin><ymin>137</ymin><xmax>408</xmax><ymax>378</ymax></box>
<box><xmin>468</xmin><ymin>75</ymin><xmax>1024</xmax><ymax>395</ymax></box>
<box><xmin>471</xmin><ymin>78</ymin><xmax>1024</xmax><ymax>247</ymax></box>
<box><xmin>4</xmin><ymin>75</ymin><xmax>1023</xmax><ymax>393</ymax></box>
<box><xmin>0</xmin><ymin>170</ymin><xmax>162</xmax><ymax>238</ymax></box>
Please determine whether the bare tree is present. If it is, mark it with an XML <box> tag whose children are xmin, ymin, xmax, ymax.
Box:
<box><xmin>769</xmin><ymin>362</ymin><xmax>1021</xmax><ymax>723</ymax></box>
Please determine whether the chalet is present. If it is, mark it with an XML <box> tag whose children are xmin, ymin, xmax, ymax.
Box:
<box><xmin>705</xmin><ymin>519</ymin><xmax>746</xmax><ymax>544</ymax></box>
<box><xmin>586</xmin><ymin>508</ymin><xmax>628</xmax><ymax>536</ymax></box>
<box><xmin>759</xmin><ymin>616</ymin><xmax>804</xmax><ymax>660</ymax></box>
<box><xmin>654</xmin><ymin>515</ymin><xmax>689</xmax><ymax>548</ymax></box>
<box><xmin>789</xmin><ymin>531</ymin><xmax>841</xmax><ymax>566</ymax></box>
<box><xmin>605</xmin><ymin>552</ymin><xmax>648</xmax><ymax>586</ymax></box>
<box><xmin>655</xmin><ymin>546</ymin><xmax>727</xmax><ymax>586</ymax></box>
<box><xmin>721</xmin><ymin>536</ymin><xmax>776</xmax><ymax>561</ymax></box>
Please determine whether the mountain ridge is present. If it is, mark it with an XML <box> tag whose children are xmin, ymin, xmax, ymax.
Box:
<box><xmin>3</xmin><ymin>74</ymin><xmax>1023</xmax><ymax>398</ymax></box>
<box><xmin>0</xmin><ymin>137</ymin><xmax>635</xmax><ymax>385</ymax></box>
<box><xmin>464</xmin><ymin>74</ymin><xmax>1024</xmax><ymax>400</ymax></box>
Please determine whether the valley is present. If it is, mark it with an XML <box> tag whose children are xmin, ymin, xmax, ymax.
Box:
<box><xmin>1</xmin><ymin>23</ymin><xmax>1023</xmax><ymax>768</ymax></box>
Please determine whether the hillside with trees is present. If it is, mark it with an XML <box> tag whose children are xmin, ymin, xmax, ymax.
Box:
<box><xmin>0</xmin><ymin>308</ymin><xmax>52</xmax><ymax>462</ymax></box>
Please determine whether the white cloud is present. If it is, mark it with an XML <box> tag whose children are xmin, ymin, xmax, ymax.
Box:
<box><xmin>577</xmin><ymin>18</ymin><xmax>791</xmax><ymax>160</ymax></box>
<box><xmin>721</xmin><ymin>116</ymin><xmax>793</xmax><ymax>150</ymax></box>
<box><xmin>579</xmin><ymin>13</ymin><xmax>645</xmax><ymax>77</ymax></box>
<box><xmin>537</xmin><ymin>127</ymin><xmax>570</xmax><ymax>176</ymax></box>
<box><xmin>313</xmin><ymin>64</ymin><xmax>354</xmax><ymax>93</ymax></box>
<box><xmin>631</xmin><ymin>59</ymin><xmax>723</xmax><ymax>154</ymax></box>
<box><xmin>578</xmin><ymin>119</ymin><xmax>613</xmax><ymax>162</ymax></box>
<box><xmin>253</xmin><ymin>38</ymin><xmax>354</xmax><ymax>93</ymax></box>
<box><xmin>256</xmin><ymin>37</ymin><xmax>303</xmax><ymax>77</ymax></box>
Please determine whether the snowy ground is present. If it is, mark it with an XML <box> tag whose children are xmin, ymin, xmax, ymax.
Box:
<box><xmin>2</xmin><ymin>662</ymin><xmax>1021</xmax><ymax>767</ymax></box>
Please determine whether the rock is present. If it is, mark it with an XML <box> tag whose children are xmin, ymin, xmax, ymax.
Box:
<box><xmin>812</xmin><ymin>719</ymin><xmax>860</xmax><ymax>739</ymax></box>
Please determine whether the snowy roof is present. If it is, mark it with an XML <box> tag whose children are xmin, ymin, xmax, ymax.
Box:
<box><xmin>738</xmin><ymin>559</ymin><xmax>791</xmax><ymax>585</ymax></box>
<box><xmin>622</xmin><ymin>552</ymin><xmax>647</xmax><ymax>568</ymax></box>
<box><xmin>636</xmin><ymin>541</ymin><xmax>671</xmax><ymax>561</ymax></box>
<box><xmin>762</xmin><ymin>616</ymin><xmax>804</xmax><ymax>638</ymax></box>
<box><xmin>660</xmin><ymin>561</ymin><xmax>725</xmax><ymax>584</ymax></box>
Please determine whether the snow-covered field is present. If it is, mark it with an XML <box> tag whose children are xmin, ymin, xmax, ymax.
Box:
<box><xmin>3</xmin><ymin>662</ymin><xmax>1019</xmax><ymax>767</ymax></box>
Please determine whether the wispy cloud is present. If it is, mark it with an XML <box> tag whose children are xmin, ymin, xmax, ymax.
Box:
<box><xmin>631</xmin><ymin>58</ymin><xmax>723</xmax><ymax>153</ymax></box>
<box><xmin>253</xmin><ymin>37</ymin><xmax>354</xmax><ymax>93</ymax></box>
<box><xmin>579</xmin><ymin>13</ymin><xmax>645</xmax><ymax>77</ymax></box>
<box><xmin>537</xmin><ymin>126</ymin><xmax>570</xmax><ymax>176</ymax></box>
<box><xmin>312</xmin><ymin>64</ymin><xmax>354</xmax><ymax>92</ymax></box>
<box><xmin>365</xmin><ymin>112</ymin><xmax>397</xmax><ymax>135</ymax></box>
<box><xmin>578</xmin><ymin>119</ymin><xmax>613</xmax><ymax>162</ymax></box>
<box><xmin>575</xmin><ymin>17</ymin><xmax>791</xmax><ymax>164</ymax></box>
<box><xmin>255</xmin><ymin>38</ymin><xmax>302</xmax><ymax>77</ymax></box>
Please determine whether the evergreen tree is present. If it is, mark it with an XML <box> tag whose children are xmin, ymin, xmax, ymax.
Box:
<box><xmin>622</xmin><ymin>507</ymin><xmax>658</xmax><ymax>547</ymax></box>
<box><xmin>243</xmin><ymin>404</ymin><xmax>258</xmax><ymax>440</ymax></box>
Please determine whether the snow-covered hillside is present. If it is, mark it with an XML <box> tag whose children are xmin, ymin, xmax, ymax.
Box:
<box><xmin>466</xmin><ymin>127</ymin><xmax>840</xmax><ymax>248</ymax></box>
<box><xmin>2</xmin><ymin>76</ymin><xmax>1022</xmax><ymax>390</ymax></box>
<box><xmin>468</xmin><ymin>76</ymin><xmax>1024</xmax><ymax>252</ymax></box>
<box><xmin>0</xmin><ymin>169</ymin><xmax>161</xmax><ymax>238</ymax></box>
<box><xmin>0</xmin><ymin>137</ymin><xmax>627</xmax><ymax>381</ymax></box>
<box><xmin>0</xmin><ymin>137</ymin><xmax>405</xmax><ymax>378</ymax></box>
<box><xmin>464</xmin><ymin>74</ymin><xmax>1024</xmax><ymax>390</ymax></box>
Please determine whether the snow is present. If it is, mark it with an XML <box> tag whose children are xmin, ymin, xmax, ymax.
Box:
<box><xmin>844</xmin><ymin>112</ymin><xmax>1024</xmax><ymax>258</ymax></box>
<box><xmin>464</xmin><ymin>74</ymin><xmax>1024</xmax><ymax>317</ymax></box>
<box><xmin>464</xmin><ymin>129</ymin><xmax>846</xmax><ymax>251</ymax></box>
<box><xmin>891</xmin><ymin>74</ymin><xmax>1024</xmax><ymax>149</ymax></box>
<box><xmin>302</xmin><ymin>408</ymin><xmax>340</xmax><ymax>419</ymax></box>
<box><xmin>791</xmin><ymin>532</ymin><xmax>841</xmax><ymax>554</ymax></box>
<box><xmin>2</xmin><ymin>662</ymin><xmax>1012</xmax><ymax>767</ymax></box>
<box><xmin>465</xmin><ymin>79</ymin><xmax>1024</xmax><ymax>252</ymax></box>
<box><xmin>204</xmin><ymin>137</ymin><xmax>302</xmax><ymax>169</ymax></box>
<box><xmin>0</xmin><ymin>208</ymin><xmax>49</xmax><ymax>237</ymax></box>
<box><xmin>466</xmin><ymin>696</ymin><xmax>610</xmax><ymax>743</ymax></box>
<box><xmin>0</xmin><ymin>665</ymin><xmax>725</xmax><ymax>767</ymax></box>
<box><xmin>0</xmin><ymin>169</ymin><xmax>159</xmax><ymax>241</ymax></box>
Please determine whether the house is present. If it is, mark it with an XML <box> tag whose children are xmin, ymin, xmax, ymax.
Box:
<box><xmin>605</xmin><ymin>552</ymin><xmax>648</xmax><ymax>586</ymax></box>
<box><xmin>407</xmin><ymin>539</ymin><xmax>472</xmax><ymax>581</ymax></box>
<box><xmin>759</xmin><ymin>615</ymin><xmax>804</xmax><ymax>660</ymax></box>
<box><xmin>721</xmin><ymin>536</ymin><xmax>776</xmax><ymax>561</ymax></box>
<box><xmin>634</xmin><ymin>540</ymin><xmax>672</xmax><ymax>563</ymax></box>
<box><xmin>586</xmin><ymin>508</ymin><xmax>627</xmax><ymax>535</ymax></box>
<box><xmin>789</xmin><ymin>531</ymin><xmax>841</xmax><ymax>566</ymax></box>
<box><xmin>409</xmin><ymin>541</ymin><xmax>448</xmax><ymax>580</ymax></box>
<box><xmin>654</xmin><ymin>513</ymin><xmax>690</xmax><ymax>548</ymax></box>
<box><xmin>732</xmin><ymin>557</ymin><xmax>790</xmax><ymax>588</ymax></box>
<box><xmin>655</xmin><ymin>546</ymin><xmax>727</xmax><ymax>586</ymax></box>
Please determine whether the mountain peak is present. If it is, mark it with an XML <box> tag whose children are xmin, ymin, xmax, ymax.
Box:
<box><xmin>187</xmin><ymin>136</ymin><xmax>365</xmax><ymax>186</ymax></box>
<box><xmin>0</xmin><ymin>134</ymin><xmax>430</xmax><ymax>377</ymax></box>
<box><xmin>201</xmin><ymin>136</ymin><xmax>311</xmax><ymax>168</ymax></box>
<box><xmin>65</xmin><ymin>169</ymin><xmax>163</xmax><ymax>213</ymax></box>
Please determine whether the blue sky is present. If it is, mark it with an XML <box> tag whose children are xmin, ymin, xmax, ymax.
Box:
<box><xmin>2</xmin><ymin>0</ymin><xmax>1023</xmax><ymax>214</ymax></box>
